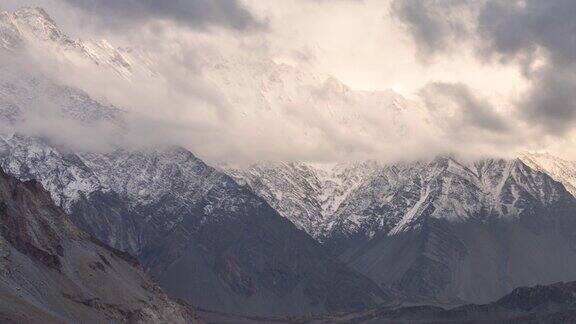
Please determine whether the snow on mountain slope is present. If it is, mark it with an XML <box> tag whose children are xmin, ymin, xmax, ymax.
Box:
<box><xmin>201</xmin><ymin>53</ymin><xmax>423</xmax><ymax>162</ymax></box>
<box><xmin>1</xmin><ymin>135</ymin><xmax>102</xmax><ymax>208</ymax></box>
<box><xmin>521</xmin><ymin>152</ymin><xmax>576</xmax><ymax>197</ymax></box>
<box><xmin>224</xmin><ymin>161</ymin><xmax>383</xmax><ymax>239</ymax></box>
<box><xmin>227</xmin><ymin>157</ymin><xmax>576</xmax><ymax>304</ymax></box>
<box><xmin>225</xmin><ymin>156</ymin><xmax>575</xmax><ymax>250</ymax></box>
<box><xmin>1</xmin><ymin>133</ymin><xmax>391</xmax><ymax>316</ymax></box>
<box><xmin>348</xmin><ymin>158</ymin><xmax>576</xmax><ymax>304</ymax></box>
<box><xmin>0</xmin><ymin>11</ymin><xmax>22</xmax><ymax>51</ymax></box>
<box><xmin>3</xmin><ymin>4</ymin><xmax>576</xmax><ymax>312</ymax></box>
<box><xmin>2</xmin><ymin>6</ymin><xmax>436</xmax><ymax>165</ymax></box>
<box><xmin>0</xmin><ymin>62</ymin><xmax>121</xmax><ymax>128</ymax></box>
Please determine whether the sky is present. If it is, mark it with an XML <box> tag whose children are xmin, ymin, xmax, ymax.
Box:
<box><xmin>1</xmin><ymin>0</ymin><xmax>576</xmax><ymax>162</ymax></box>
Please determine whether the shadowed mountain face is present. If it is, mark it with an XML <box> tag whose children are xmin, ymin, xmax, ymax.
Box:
<box><xmin>0</xmin><ymin>102</ymin><xmax>389</xmax><ymax>316</ymax></box>
<box><xmin>0</xmin><ymin>168</ymin><xmax>197</xmax><ymax>323</ymax></box>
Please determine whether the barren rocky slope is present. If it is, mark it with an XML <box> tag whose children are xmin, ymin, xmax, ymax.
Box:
<box><xmin>0</xmin><ymin>167</ymin><xmax>198</xmax><ymax>323</ymax></box>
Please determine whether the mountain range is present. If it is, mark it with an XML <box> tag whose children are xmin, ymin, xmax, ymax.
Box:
<box><xmin>1</xmin><ymin>6</ymin><xmax>576</xmax><ymax>323</ymax></box>
<box><xmin>226</xmin><ymin>156</ymin><xmax>576</xmax><ymax>304</ymax></box>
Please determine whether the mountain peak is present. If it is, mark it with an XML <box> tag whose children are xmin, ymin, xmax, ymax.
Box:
<box><xmin>14</xmin><ymin>6</ymin><xmax>53</xmax><ymax>22</ymax></box>
<box><xmin>1</xmin><ymin>6</ymin><xmax>154</xmax><ymax>80</ymax></box>
<box><xmin>520</xmin><ymin>152</ymin><xmax>576</xmax><ymax>197</ymax></box>
<box><xmin>12</xmin><ymin>6</ymin><xmax>71</xmax><ymax>44</ymax></box>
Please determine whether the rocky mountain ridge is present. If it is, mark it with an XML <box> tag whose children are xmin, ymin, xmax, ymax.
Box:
<box><xmin>520</xmin><ymin>152</ymin><xmax>576</xmax><ymax>197</ymax></box>
<box><xmin>226</xmin><ymin>156</ymin><xmax>576</xmax><ymax>304</ymax></box>
<box><xmin>311</xmin><ymin>280</ymin><xmax>576</xmax><ymax>323</ymax></box>
<box><xmin>225</xmin><ymin>154</ymin><xmax>576</xmax><ymax>244</ymax></box>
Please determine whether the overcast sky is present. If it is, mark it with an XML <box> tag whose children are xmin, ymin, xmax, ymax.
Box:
<box><xmin>2</xmin><ymin>0</ymin><xmax>575</xmax><ymax>162</ymax></box>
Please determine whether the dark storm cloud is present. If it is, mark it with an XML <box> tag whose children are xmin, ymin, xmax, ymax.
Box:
<box><xmin>390</xmin><ymin>0</ymin><xmax>472</xmax><ymax>57</ymax></box>
<box><xmin>421</xmin><ymin>82</ymin><xmax>510</xmax><ymax>134</ymax></box>
<box><xmin>521</xmin><ymin>66</ymin><xmax>576</xmax><ymax>134</ymax></box>
<box><xmin>61</xmin><ymin>0</ymin><xmax>265</xmax><ymax>31</ymax></box>
<box><xmin>477</xmin><ymin>0</ymin><xmax>576</xmax><ymax>65</ymax></box>
<box><xmin>391</xmin><ymin>0</ymin><xmax>576</xmax><ymax>134</ymax></box>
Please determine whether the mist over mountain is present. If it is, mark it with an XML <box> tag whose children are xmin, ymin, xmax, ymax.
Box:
<box><xmin>0</xmin><ymin>3</ymin><xmax>575</xmax><ymax>323</ymax></box>
<box><xmin>0</xmin><ymin>5</ymin><xmax>553</xmax><ymax>165</ymax></box>
<box><xmin>0</xmin><ymin>7</ymin><xmax>389</xmax><ymax>317</ymax></box>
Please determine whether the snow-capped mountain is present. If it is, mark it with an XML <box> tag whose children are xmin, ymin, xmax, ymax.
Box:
<box><xmin>2</xmin><ymin>7</ymin><xmax>433</xmax><ymax>164</ymax></box>
<box><xmin>199</xmin><ymin>53</ymin><xmax>423</xmax><ymax>162</ymax></box>
<box><xmin>225</xmin><ymin>161</ymin><xmax>384</xmax><ymax>239</ymax></box>
<box><xmin>0</xmin><ymin>7</ymin><xmax>389</xmax><ymax>316</ymax></box>
<box><xmin>521</xmin><ymin>152</ymin><xmax>576</xmax><ymax>197</ymax></box>
<box><xmin>0</xmin><ymin>70</ymin><xmax>389</xmax><ymax>316</ymax></box>
<box><xmin>226</xmin><ymin>156</ymin><xmax>576</xmax><ymax>303</ymax></box>
<box><xmin>226</xmin><ymin>155</ymin><xmax>576</xmax><ymax>242</ymax></box>
<box><xmin>0</xmin><ymin>167</ymin><xmax>197</xmax><ymax>323</ymax></box>
<box><xmin>0</xmin><ymin>132</ymin><xmax>390</xmax><ymax>316</ymax></box>
<box><xmin>1</xmin><ymin>137</ymin><xmax>391</xmax><ymax>315</ymax></box>
<box><xmin>346</xmin><ymin>157</ymin><xmax>576</xmax><ymax>303</ymax></box>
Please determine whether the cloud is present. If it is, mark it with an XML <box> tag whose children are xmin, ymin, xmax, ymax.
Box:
<box><xmin>390</xmin><ymin>0</ymin><xmax>476</xmax><ymax>58</ymax></box>
<box><xmin>60</xmin><ymin>0</ymin><xmax>265</xmax><ymax>31</ymax></box>
<box><xmin>520</xmin><ymin>66</ymin><xmax>576</xmax><ymax>135</ymax></box>
<box><xmin>0</xmin><ymin>34</ymin><xmax>444</xmax><ymax>164</ymax></box>
<box><xmin>392</xmin><ymin>0</ymin><xmax>576</xmax><ymax>136</ymax></box>
<box><xmin>0</xmin><ymin>1</ymin><xmax>569</xmax><ymax>163</ymax></box>
<box><xmin>477</xmin><ymin>0</ymin><xmax>576</xmax><ymax>65</ymax></box>
<box><xmin>420</xmin><ymin>82</ymin><xmax>511</xmax><ymax>134</ymax></box>
<box><xmin>415</xmin><ymin>81</ymin><xmax>535</xmax><ymax>160</ymax></box>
